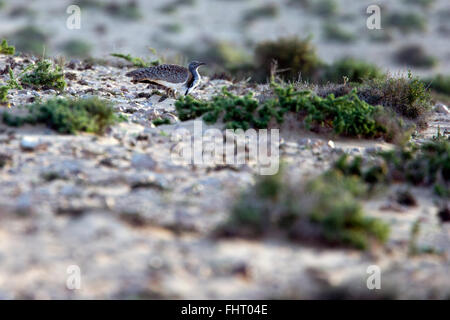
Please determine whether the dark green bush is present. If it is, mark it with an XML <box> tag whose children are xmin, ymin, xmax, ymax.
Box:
<box><xmin>394</xmin><ymin>44</ymin><xmax>437</xmax><ymax>69</ymax></box>
<box><xmin>323</xmin><ymin>58</ymin><xmax>384</xmax><ymax>83</ymax></box>
<box><xmin>10</xmin><ymin>25</ymin><xmax>48</xmax><ymax>55</ymax></box>
<box><xmin>423</xmin><ymin>74</ymin><xmax>450</xmax><ymax>95</ymax></box>
<box><xmin>323</xmin><ymin>23</ymin><xmax>356</xmax><ymax>43</ymax></box>
<box><xmin>2</xmin><ymin>97</ymin><xmax>118</xmax><ymax>134</ymax></box>
<box><xmin>62</xmin><ymin>39</ymin><xmax>92</xmax><ymax>58</ymax></box>
<box><xmin>219</xmin><ymin>168</ymin><xmax>389</xmax><ymax>250</ymax></box>
<box><xmin>20</xmin><ymin>60</ymin><xmax>66</xmax><ymax>91</ymax></box>
<box><xmin>242</xmin><ymin>4</ymin><xmax>279</xmax><ymax>25</ymax></box>
<box><xmin>384</xmin><ymin>12</ymin><xmax>427</xmax><ymax>33</ymax></box>
<box><xmin>254</xmin><ymin>37</ymin><xmax>323</xmax><ymax>82</ymax></box>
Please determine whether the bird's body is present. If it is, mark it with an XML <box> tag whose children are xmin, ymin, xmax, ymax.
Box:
<box><xmin>126</xmin><ymin>61</ymin><xmax>205</xmax><ymax>97</ymax></box>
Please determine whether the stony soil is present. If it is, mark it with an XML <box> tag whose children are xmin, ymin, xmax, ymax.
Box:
<box><xmin>0</xmin><ymin>55</ymin><xmax>449</xmax><ymax>299</ymax></box>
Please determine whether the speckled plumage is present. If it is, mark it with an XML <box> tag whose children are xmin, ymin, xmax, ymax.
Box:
<box><xmin>126</xmin><ymin>64</ymin><xmax>189</xmax><ymax>84</ymax></box>
<box><xmin>126</xmin><ymin>61</ymin><xmax>206</xmax><ymax>97</ymax></box>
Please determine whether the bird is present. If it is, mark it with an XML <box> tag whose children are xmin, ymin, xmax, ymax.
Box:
<box><xmin>126</xmin><ymin>61</ymin><xmax>206</xmax><ymax>98</ymax></box>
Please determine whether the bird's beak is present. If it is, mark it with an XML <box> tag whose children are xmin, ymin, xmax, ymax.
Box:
<box><xmin>199</xmin><ymin>62</ymin><xmax>206</xmax><ymax>66</ymax></box>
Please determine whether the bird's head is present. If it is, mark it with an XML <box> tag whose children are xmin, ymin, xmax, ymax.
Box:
<box><xmin>188</xmin><ymin>61</ymin><xmax>206</xmax><ymax>71</ymax></box>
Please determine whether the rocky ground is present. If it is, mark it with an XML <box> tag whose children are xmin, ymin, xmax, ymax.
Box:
<box><xmin>0</xmin><ymin>55</ymin><xmax>449</xmax><ymax>299</ymax></box>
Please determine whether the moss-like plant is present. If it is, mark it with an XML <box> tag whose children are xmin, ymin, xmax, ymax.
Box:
<box><xmin>219</xmin><ymin>168</ymin><xmax>389</xmax><ymax>250</ymax></box>
<box><xmin>20</xmin><ymin>60</ymin><xmax>66</xmax><ymax>91</ymax></box>
<box><xmin>2</xmin><ymin>97</ymin><xmax>118</xmax><ymax>134</ymax></box>
<box><xmin>0</xmin><ymin>39</ymin><xmax>15</xmax><ymax>55</ymax></box>
<box><xmin>152</xmin><ymin>118</ymin><xmax>171</xmax><ymax>126</ymax></box>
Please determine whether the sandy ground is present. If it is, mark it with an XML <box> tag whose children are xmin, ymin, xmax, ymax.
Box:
<box><xmin>0</xmin><ymin>54</ymin><xmax>449</xmax><ymax>299</ymax></box>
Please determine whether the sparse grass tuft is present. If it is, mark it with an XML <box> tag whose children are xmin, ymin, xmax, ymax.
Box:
<box><xmin>2</xmin><ymin>97</ymin><xmax>118</xmax><ymax>134</ymax></box>
<box><xmin>0</xmin><ymin>39</ymin><xmax>15</xmax><ymax>55</ymax></box>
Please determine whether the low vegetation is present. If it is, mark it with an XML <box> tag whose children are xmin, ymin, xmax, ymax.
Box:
<box><xmin>323</xmin><ymin>58</ymin><xmax>384</xmax><ymax>84</ymax></box>
<box><xmin>218</xmin><ymin>166</ymin><xmax>389</xmax><ymax>250</ymax></box>
<box><xmin>384</xmin><ymin>12</ymin><xmax>427</xmax><ymax>33</ymax></box>
<box><xmin>0</xmin><ymin>39</ymin><xmax>15</xmax><ymax>55</ymax></box>
<box><xmin>175</xmin><ymin>83</ymin><xmax>412</xmax><ymax>142</ymax></box>
<box><xmin>423</xmin><ymin>74</ymin><xmax>450</xmax><ymax>96</ymax></box>
<box><xmin>254</xmin><ymin>37</ymin><xmax>322</xmax><ymax>82</ymax></box>
<box><xmin>110</xmin><ymin>53</ymin><xmax>160</xmax><ymax>67</ymax></box>
<box><xmin>242</xmin><ymin>4</ymin><xmax>279</xmax><ymax>25</ymax></box>
<box><xmin>61</xmin><ymin>39</ymin><xmax>92</xmax><ymax>58</ymax></box>
<box><xmin>2</xmin><ymin>97</ymin><xmax>119</xmax><ymax>134</ymax></box>
<box><xmin>10</xmin><ymin>25</ymin><xmax>48</xmax><ymax>55</ymax></box>
<box><xmin>334</xmin><ymin>138</ymin><xmax>450</xmax><ymax>198</ymax></box>
<box><xmin>394</xmin><ymin>44</ymin><xmax>437</xmax><ymax>69</ymax></box>
<box><xmin>323</xmin><ymin>23</ymin><xmax>356</xmax><ymax>44</ymax></box>
<box><xmin>20</xmin><ymin>60</ymin><xmax>66</xmax><ymax>91</ymax></box>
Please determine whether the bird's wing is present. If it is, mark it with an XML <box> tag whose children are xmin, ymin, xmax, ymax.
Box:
<box><xmin>126</xmin><ymin>64</ymin><xmax>189</xmax><ymax>83</ymax></box>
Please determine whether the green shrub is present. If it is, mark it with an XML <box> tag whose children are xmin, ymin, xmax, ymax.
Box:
<box><xmin>0</xmin><ymin>39</ymin><xmax>15</xmax><ymax>55</ymax></box>
<box><xmin>424</xmin><ymin>74</ymin><xmax>450</xmax><ymax>95</ymax></box>
<box><xmin>323</xmin><ymin>23</ymin><xmax>356</xmax><ymax>43</ymax></box>
<box><xmin>10</xmin><ymin>25</ymin><xmax>48</xmax><ymax>55</ymax></box>
<box><xmin>20</xmin><ymin>60</ymin><xmax>66</xmax><ymax>91</ymax></box>
<box><xmin>0</xmin><ymin>64</ymin><xmax>34</xmax><ymax>103</ymax></box>
<box><xmin>62</xmin><ymin>39</ymin><xmax>92</xmax><ymax>58</ymax></box>
<box><xmin>323</xmin><ymin>58</ymin><xmax>384</xmax><ymax>83</ymax></box>
<box><xmin>394</xmin><ymin>44</ymin><xmax>437</xmax><ymax>69</ymax></box>
<box><xmin>152</xmin><ymin>118</ymin><xmax>171</xmax><ymax>126</ymax></box>
<box><xmin>2</xmin><ymin>97</ymin><xmax>118</xmax><ymax>134</ymax></box>
<box><xmin>105</xmin><ymin>1</ymin><xmax>141</xmax><ymax>20</ymax></box>
<box><xmin>110</xmin><ymin>53</ymin><xmax>159</xmax><ymax>67</ymax></box>
<box><xmin>242</xmin><ymin>4</ymin><xmax>279</xmax><ymax>25</ymax></box>
<box><xmin>334</xmin><ymin>138</ymin><xmax>450</xmax><ymax>198</ymax></box>
<box><xmin>219</xmin><ymin>168</ymin><xmax>389</xmax><ymax>250</ymax></box>
<box><xmin>404</xmin><ymin>0</ymin><xmax>435</xmax><ymax>8</ymax></box>
<box><xmin>384</xmin><ymin>12</ymin><xmax>427</xmax><ymax>33</ymax></box>
<box><xmin>313</xmin><ymin>0</ymin><xmax>338</xmax><ymax>17</ymax></box>
<box><xmin>175</xmin><ymin>84</ymin><xmax>405</xmax><ymax>141</ymax></box>
<box><xmin>254</xmin><ymin>37</ymin><xmax>323</xmax><ymax>82</ymax></box>
<box><xmin>358</xmin><ymin>72</ymin><xmax>432</xmax><ymax>125</ymax></box>
<box><xmin>161</xmin><ymin>23</ymin><xmax>183</xmax><ymax>34</ymax></box>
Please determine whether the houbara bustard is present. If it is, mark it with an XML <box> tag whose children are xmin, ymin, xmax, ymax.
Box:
<box><xmin>126</xmin><ymin>61</ymin><xmax>206</xmax><ymax>98</ymax></box>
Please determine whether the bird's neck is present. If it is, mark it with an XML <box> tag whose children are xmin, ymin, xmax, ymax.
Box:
<box><xmin>185</xmin><ymin>67</ymin><xmax>201</xmax><ymax>93</ymax></box>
